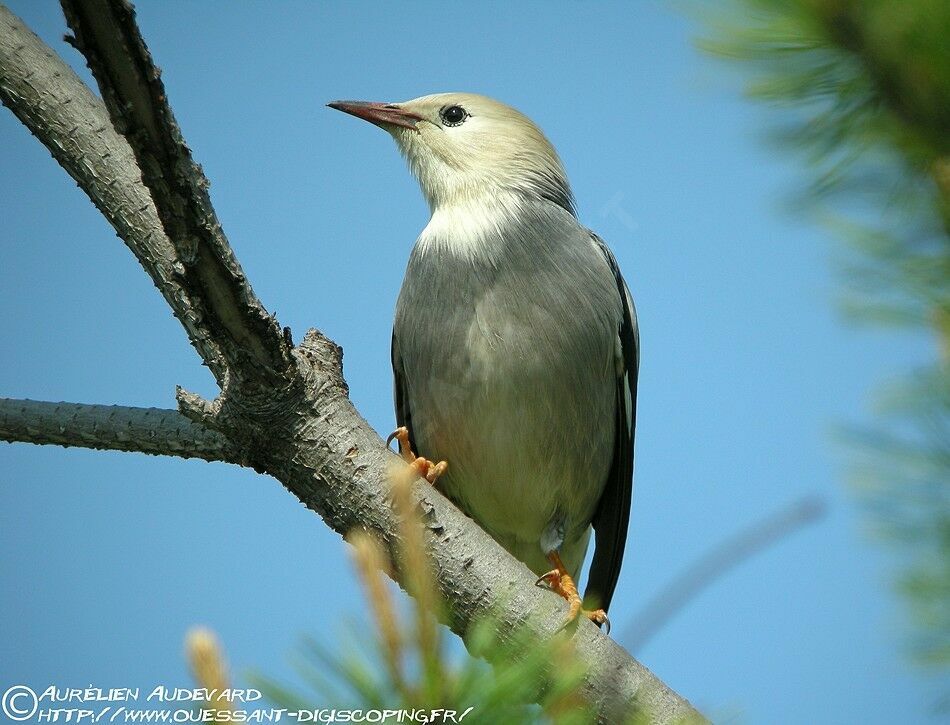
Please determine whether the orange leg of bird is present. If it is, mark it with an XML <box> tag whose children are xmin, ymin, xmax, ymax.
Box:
<box><xmin>536</xmin><ymin>551</ymin><xmax>610</xmax><ymax>633</ymax></box>
<box><xmin>386</xmin><ymin>426</ymin><xmax>447</xmax><ymax>485</ymax></box>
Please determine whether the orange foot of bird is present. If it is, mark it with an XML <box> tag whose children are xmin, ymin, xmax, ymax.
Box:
<box><xmin>386</xmin><ymin>426</ymin><xmax>448</xmax><ymax>485</ymax></box>
<box><xmin>536</xmin><ymin>551</ymin><xmax>610</xmax><ymax>634</ymax></box>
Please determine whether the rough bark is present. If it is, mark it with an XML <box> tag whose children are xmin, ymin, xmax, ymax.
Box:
<box><xmin>0</xmin><ymin>2</ymin><xmax>230</xmax><ymax>383</ymax></box>
<box><xmin>0</xmin><ymin>3</ymin><xmax>704</xmax><ymax>722</ymax></box>
<box><xmin>59</xmin><ymin>0</ymin><xmax>294</xmax><ymax>389</ymax></box>
<box><xmin>0</xmin><ymin>398</ymin><xmax>240</xmax><ymax>463</ymax></box>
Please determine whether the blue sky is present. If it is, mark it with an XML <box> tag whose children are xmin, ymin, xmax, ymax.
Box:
<box><xmin>0</xmin><ymin>1</ymin><xmax>943</xmax><ymax>722</ymax></box>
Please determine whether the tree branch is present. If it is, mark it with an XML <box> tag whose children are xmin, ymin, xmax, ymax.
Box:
<box><xmin>60</xmin><ymin>0</ymin><xmax>293</xmax><ymax>388</ymax></box>
<box><xmin>0</xmin><ymin>4</ymin><xmax>703</xmax><ymax>721</ymax></box>
<box><xmin>0</xmin><ymin>398</ymin><xmax>242</xmax><ymax>463</ymax></box>
<box><xmin>0</xmin><ymin>3</ymin><xmax>227</xmax><ymax>383</ymax></box>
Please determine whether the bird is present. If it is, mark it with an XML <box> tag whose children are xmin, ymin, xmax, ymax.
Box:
<box><xmin>328</xmin><ymin>93</ymin><xmax>638</xmax><ymax>629</ymax></box>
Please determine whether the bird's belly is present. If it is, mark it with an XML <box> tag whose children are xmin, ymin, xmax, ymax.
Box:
<box><xmin>409</xmin><ymin>312</ymin><xmax>615</xmax><ymax>575</ymax></box>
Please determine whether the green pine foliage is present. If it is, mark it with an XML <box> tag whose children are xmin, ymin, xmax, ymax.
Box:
<box><xmin>700</xmin><ymin>0</ymin><xmax>950</xmax><ymax>702</ymax></box>
<box><xmin>252</xmin><ymin>613</ymin><xmax>601</xmax><ymax>725</ymax></box>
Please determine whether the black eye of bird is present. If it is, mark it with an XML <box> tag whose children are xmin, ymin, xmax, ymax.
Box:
<box><xmin>440</xmin><ymin>105</ymin><xmax>468</xmax><ymax>127</ymax></box>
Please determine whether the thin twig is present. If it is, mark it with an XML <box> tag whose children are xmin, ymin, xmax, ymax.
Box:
<box><xmin>622</xmin><ymin>497</ymin><xmax>825</xmax><ymax>653</ymax></box>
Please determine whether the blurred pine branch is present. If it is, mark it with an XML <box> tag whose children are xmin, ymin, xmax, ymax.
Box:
<box><xmin>699</xmin><ymin>0</ymin><xmax>950</xmax><ymax>703</ymax></box>
<box><xmin>186</xmin><ymin>627</ymin><xmax>234</xmax><ymax>718</ymax></box>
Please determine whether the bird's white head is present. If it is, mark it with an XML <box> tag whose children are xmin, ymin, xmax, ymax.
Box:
<box><xmin>328</xmin><ymin>93</ymin><xmax>574</xmax><ymax>216</ymax></box>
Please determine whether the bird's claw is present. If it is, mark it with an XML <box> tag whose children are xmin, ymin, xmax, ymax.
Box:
<box><xmin>586</xmin><ymin>609</ymin><xmax>610</xmax><ymax>635</ymax></box>
<box><xmin>539</xmin><ymin>554</ymin><xmax>611</xmax><ymax>633</ymax></box>
<box><xmin>386</xmin><ymin>426</ymin><xmax>448</xmax><ymax>486</ymax></box>
<box><xmin>535</xmin><ymin>569</ymin><xmax>561</xmax><ymax>589</ymax></box>
<box><xmin>386</xmin><ymin>426</ymin><xmax>414</xmax><ymax>462</ymax></box>
<box><xmin>410</xmin><ymin>456</ymin><xmax>448</xmax><ymax>485</ymax></box>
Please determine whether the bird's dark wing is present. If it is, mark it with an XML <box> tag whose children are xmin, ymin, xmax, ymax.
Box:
<box><xmin>585</xmin><ymin>233</ymin><xmax>639</xmax><ymax>614</ymax></box>
<box><xmin>392</xmin><ymin>330</ymin><xmax>417</xmax><ymax>453</ymax></box>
